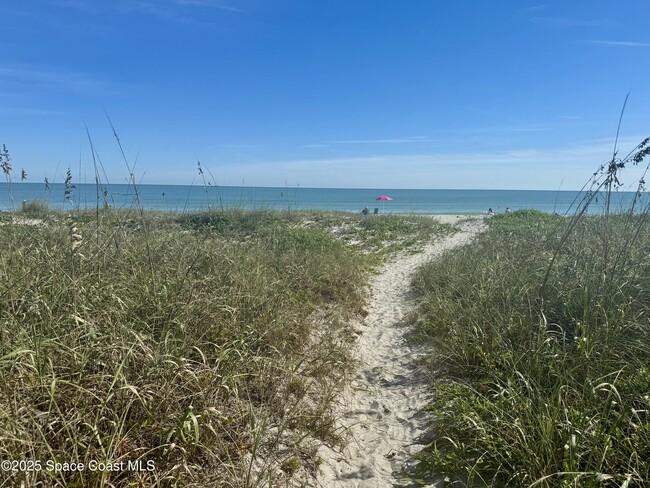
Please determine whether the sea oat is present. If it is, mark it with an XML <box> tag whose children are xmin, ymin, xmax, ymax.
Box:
<box><xmin>70</xmin><ymin>222</ymin><xmax>83</xmax><ymax>255</ymax></box>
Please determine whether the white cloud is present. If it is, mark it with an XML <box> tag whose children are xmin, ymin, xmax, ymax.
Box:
<box><xmin>0</xmin><ymin>64</ymin><xmax>122</xmax><ymax>95</ymax></box>
<box><xmin>1</xmin><ymin>107</ymin><xmax>66</xmax><ymax>116</ymax></box>
<box><xmin>174</xmin><ymin>0</ymin><xmax>243</xmax><ymax>12</ymax></box>
<box><xmin>0</xmin><ymin>63</ymin><xmax>145</xmax><ymax>105</ymax></box>
<box><xmin>581</xmin><ymin>40</ymin><xmax>650</xmax><ymax>48</ymax></box>
<box><xmin>208</xmin><ymin>137</ymin><xmax>648</xmax><ymax>190</ymax></box>
<box><xmin>58</xmin><ymin>0</ymin><xmax>243</xmax><ymax>20</ymax></box>
<box><xmin>521</xmin><ymin>5</ymin><xmax>547</xmax><ymax>13</ymax></box>
<box><xmin>324</xmin><ymin>136</ymin><xmax>432</xmax><ymax>144</ymax></box>
<box><xmin>454</xmin><ymin>124</ymin><xmax>553</xmax><ymax>135</ymax></box>
<box><xmin>532</xmin><ymin>17</ymin><xmax>618</xmax><ymax>28</ymax></box>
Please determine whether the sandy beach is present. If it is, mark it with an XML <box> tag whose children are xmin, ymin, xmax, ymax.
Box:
<box><xmin>313</xmin><ymin>215</ymin><xmax>486</xmax><ymax>487</ymax></box>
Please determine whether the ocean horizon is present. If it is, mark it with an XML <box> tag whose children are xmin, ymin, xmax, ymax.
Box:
<box><xmin>0</xmin><ymin>182</ymin><xmax>644</xmax><ymax>215</ymax></box>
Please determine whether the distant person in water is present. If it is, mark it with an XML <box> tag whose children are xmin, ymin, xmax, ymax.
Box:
<box><xmin>487</xmin><ymin>208</ymin><xmax>495</xmax><ymax>216</ymax></box>
<box><xmin>362</xmin><ymin>206</ymin><xmax>369</xmax><ymax>215</ymax></box>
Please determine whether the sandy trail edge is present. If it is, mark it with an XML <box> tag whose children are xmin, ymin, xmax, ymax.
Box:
<box><xmin>312</xmin><ymin>215</ymin><xmax>486</xmax><ymax>488</ymax></box>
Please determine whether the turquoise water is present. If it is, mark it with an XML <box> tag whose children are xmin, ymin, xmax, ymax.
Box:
<box><xmin>0</xmin><ymin>183</ymin><xmax>645</xmax><ymax>214</ymax></box>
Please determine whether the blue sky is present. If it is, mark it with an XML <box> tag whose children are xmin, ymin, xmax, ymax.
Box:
<box><xmin>1</xmin><ymin>0</ymin><xmax>650</xmax><ymax>190</ymax></box>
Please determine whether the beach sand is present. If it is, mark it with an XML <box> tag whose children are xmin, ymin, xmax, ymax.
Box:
<box><xmin>312</xmin><ymin>215</ymin><xmax>486</xmax><ymax>487</ymax></box>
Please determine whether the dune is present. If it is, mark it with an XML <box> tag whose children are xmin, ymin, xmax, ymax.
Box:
<box><xmin>313</xmin><ymin>215</ymin><xmax>486</xmax><ymax>487</ymax></box>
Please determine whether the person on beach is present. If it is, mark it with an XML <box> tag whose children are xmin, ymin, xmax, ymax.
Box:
<box><xmin>505</xmin><ymin>207</ymin><xmax>511</xmax><ymax>213</ymax></box>
<box><xmin>362</xmin><ymin>206</ymin><xmax>369</xmax><ymax>215</ymax></box>
<box><xmin>487</xmin><ymin>208</ymin><xmax>495</xmax><ymax>216</ymax></box>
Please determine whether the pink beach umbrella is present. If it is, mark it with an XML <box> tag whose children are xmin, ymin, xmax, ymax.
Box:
<box><xmin>375</xmin><ymin>195</ymin><xmax>393</xmax><ymax>212</ymax></box>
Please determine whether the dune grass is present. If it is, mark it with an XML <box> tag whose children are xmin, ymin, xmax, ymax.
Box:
<box><xmin>0</xmin><ymin>206</ymin><xmax>449</xmax><ymax>487</ymax></box>
<box><xmin>176</xmin><ymin>208</ymin><xmax>453</xmax><ymax>257</ymax></box>
<box><xmin>410</xmin><ymin>136</ymin><xmax>650</xmax><ymax>487</ymax></box>
<box><xmin>411</xmin><ymin>208</ymin><xmax>650</xmax><ymax>487</ymax></box>
<box><xmin>0</xmin><ymin>208</ymin><xmax>366</xmax><ymax>486</ymax></box>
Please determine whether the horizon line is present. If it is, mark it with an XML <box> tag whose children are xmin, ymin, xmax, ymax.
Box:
<box><xmin>0</xmin><ymin>181</ymin><xmax>636</xmax><ymax>193</ymax></box>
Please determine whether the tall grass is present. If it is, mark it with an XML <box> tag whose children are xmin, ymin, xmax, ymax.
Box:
<box><xmin>0</xmin><ymin>204</ymin><xmax>449</xmax><ymax>487</ymax></box>
<box><xmin>410</xmin><ymin>139</ymin><xmax>650</xmax><ymax>487</ymax></box>
<box><xmin>0</xmin><ymin>209</ymin><xmax>368</xmax><ymax>487</ymax></box>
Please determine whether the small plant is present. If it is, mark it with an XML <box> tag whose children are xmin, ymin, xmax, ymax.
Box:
<box><xmin>281</xmin><ymin>456</ymin><xmax>301</xmax><ymax>476</ymax></box>
<box><xmin>20</xmin><ymin>199</ymin><xmax>51</xmax><ymax>218</ymax></box>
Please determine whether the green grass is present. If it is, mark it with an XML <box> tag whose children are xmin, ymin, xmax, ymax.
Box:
<box><xmin>19</xmin><ymin>199</ymin><xmax>53</xmax><ymax>218</ymax></box>
<box><xmin>176</xmin><ymin>209</ymin><xmax>454</xmax><ymax>258</ymax></box>
<box><xmin>410</xmin><ymin>209</ymin><xmax>650</xmax><ymax>487</ymax></box>
<box><xmin>347</xmin><ymin>214</ymin><xmax>453</xmax><ymax>254</ymax></box>
<box><xmin>0</xmin><ymin>207</ymin><xmax>451</xmax><ymax>487</ymax></box>
<box><xmin>0</xmin><ymin>209</ymin><xmax>369</xmax><ymax>487</ymax></box>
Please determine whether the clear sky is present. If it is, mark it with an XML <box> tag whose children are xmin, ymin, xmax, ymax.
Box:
<box><xmin>2</xmin><ymin>0</ymin><xmax>650</xmax><ymax>190</ymax></box>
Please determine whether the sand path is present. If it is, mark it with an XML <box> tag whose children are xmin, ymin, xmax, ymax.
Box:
<box><xmin>313</xmin><ymin>215</ymin><xmax>486</xmax><ymax>488</ymax></box>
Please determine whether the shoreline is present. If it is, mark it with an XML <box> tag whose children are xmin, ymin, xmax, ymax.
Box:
<box><xmin>1</xmin><ymin>185</ymin><xmax>634</xmax><ymax>215</ymax></box>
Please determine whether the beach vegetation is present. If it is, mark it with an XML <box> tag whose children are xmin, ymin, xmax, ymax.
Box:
<box><xmin>20</xmin><ymin>199</ymin><xmax>52</xmax><ymax>218</ymax></box>
<box><xmin>0</xmin><ymin>203</ymin><xmax>450</xmax><ymax>487</ymax></box>
<box><xmin>353</xmin><ymin>214</ymin><xmax>453</xmax><ymax>253</ymax></box>
<box><xmin>1</xmin><ymin>144</ymin><xmax>14</xmax><ymax>209</ymax></box>
<box><xmin>0</xmin><ymin>208</ymin><xmax>368</xmax><ymax>486</ymax></box>
<box><xmin>176</xmin><ymin>208</ymin><xmax>453</xmax><ymax>257</ymax></box>
<box><xmin>410</xmin><ymin>137</ymin><xmax>650</xmax><ymax>486</ymax></box>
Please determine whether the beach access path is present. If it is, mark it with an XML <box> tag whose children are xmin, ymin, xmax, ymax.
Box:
<box><xmin>314</xmin><ymin>215</ymin><xmax>486</xmax><ymax>488</ymax></box>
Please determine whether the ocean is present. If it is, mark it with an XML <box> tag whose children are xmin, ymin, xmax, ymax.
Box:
<box><xmin>0</xmin><ymin>183</ymin><xmax>644</xmax><ymax>215</ymax></box>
